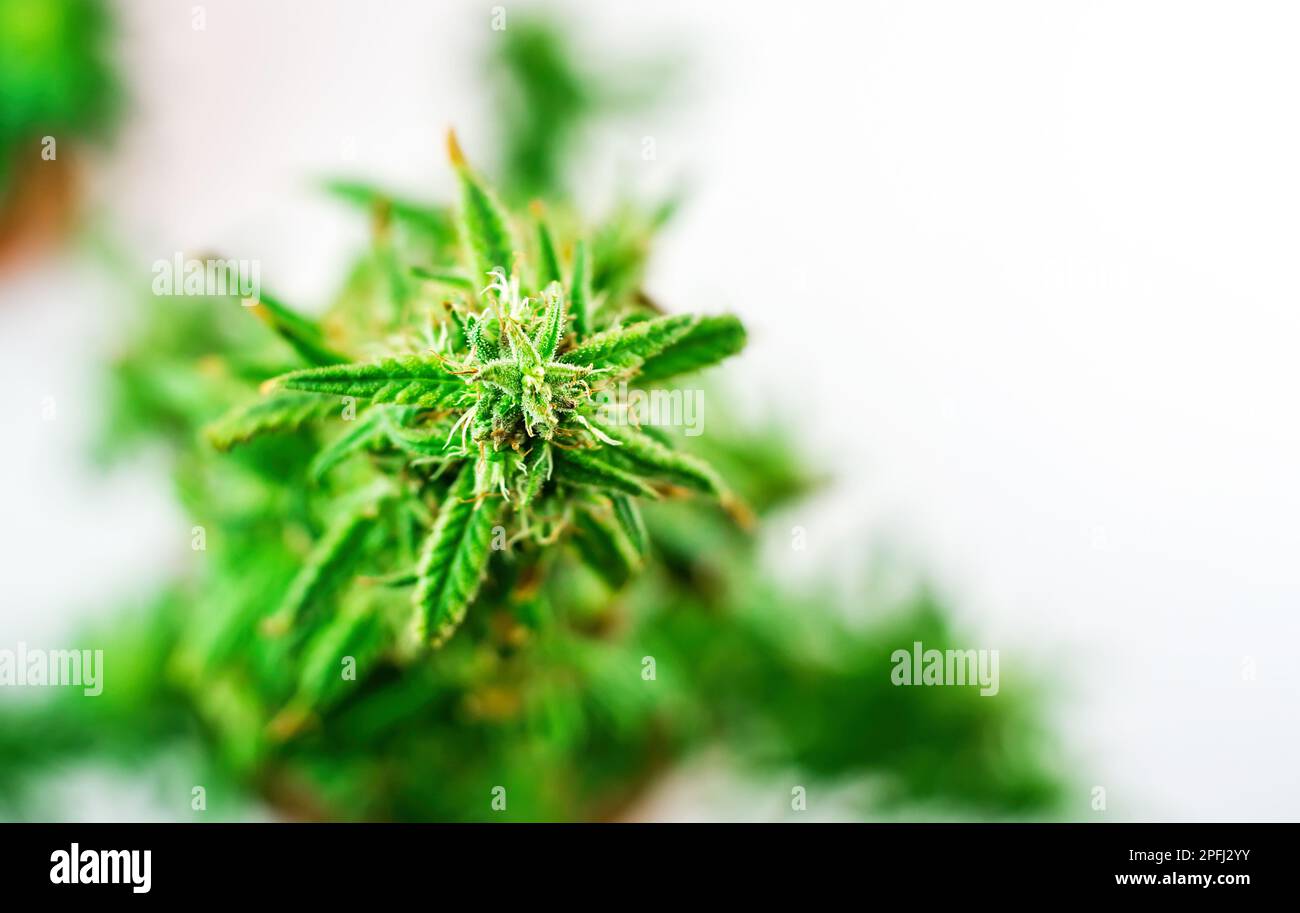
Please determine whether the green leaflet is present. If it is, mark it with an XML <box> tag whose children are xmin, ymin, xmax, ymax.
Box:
<box><xmin>412</xmin><ymin>464</ymin><xmax>504</xmax><ymax>647</ymax></box>
<box><xmin>468</xmin><ymin>315</ymin><xmax>503</xmax><ymax>363</ymax></box>
<box><xmin>411</xmin><ymin>265</ymin><xmax>473</xmax><ymax>289</ymax></box>
<box><xmin>471</xmin><ymin>386</ymin><xmax>505</xmax><ymax>441</ymax></box>
<box><xmin>376</xmin><ymin>232</ymin><xmax>414</xmax><ymax>313</ymax></box>
<box><xmin>535</xmin><ymin>217</ymin><xmax>563</xmax><ymax>287</ymax></box>
<box><xmin>636</xmin><ymin>314</ymin><xmax>747</xmax><ymax>382</ymax></box>
<box><xmin>449</xmin><ymin>130</ymin><xmax>517</xmax><ymax>281</ymax></box>
<box><xmin>386</xmin><ymin>422</ymin><xmax>457</xmax><ymax>461</ymax></box>
<box><xmin>290</xmin><ymin>605</ymin><xmax>386</xmax><ymax>713</ymax></box>
<box><xmin>245</xmin><ymin>291</ymin><xmax>349</xmax><ymax>366</ymax></box>
<box><xmin>308</xmin><ymin>408</ymin><xmax>388</xmax><ymax>482</ymax></box>
<box><xmin>324</xmin><ymin>179</ymin><xmax>454</xmax><ymax>243</ymax></box>
<box><xmin>569</xmin><ymin>239</ymin><xmax>592</xmax><ymax>338</ymax></box>
<box><xmin>362</xmin><ymin>570</ymin><xmax>419</xmax><ymax>589</ymax></box>
<box><xmin>563</xmin><ymin>314</ymin><xmax>695</xmax><ymax>369</ymax></box>
<box><xmin>531</xmin><ymin>283</ymin><xmax>566</xmax><ymax>361</ymax></box>
<box><xmin>543</xmin><ymin>362</ymin><xmax>591</xmax><ymax>386</ymax></box>
<box><xmin>275</xmin><ymin>355</ymin><xmax>466</xmax><ymax>409</ymax></box>
<box><xmin>475</xmin><ymin>358</ymin><xmax>522</xmax><ymax>395</ymax></box>
<box><xmin>518</xmin><ymin>443</ymin><xmax>553</xmax><ymax>507</ymax></box>
<box><xmin>505</xmin><ymin>320</ymin><xmax>545</xmax><ymax>377</ymax></box>
<box><xmin>571</xmin><ymin>499</ymin><xmax>642</xmax><ymax>589</ymax></box>
<box><xmin>609</xmin><ymin>493</ymin><xmax>649</xmax><ymax>557</ymax></box>
<box><xmin>589</xmin><ymin>200</ymin><xmax>674</xmax><ymax>304</ymax></box>
<box><xmin>173</xmin><ymin>551</ymin><xmax>297</xmax><ymax>681</ymax></box>
<box><xmin>552</xmin><ymin>448</ymin><xmax>660</xmax><ymax>499</ymax></box>
<box><xmin>310</xmin><ymin>407</ymin><xmax>454</xmax><ymax>480</ymax></box>
<box><xmin>263</xmin><ymin>502</ymin><xmax>380</xmax><ymax>636</ymax></box>
<box><xmin>205</xmin><ymin>391</ymin><xmax>340</xmax><ymax>451</ymax></box>
<box><xmin>596</xmin><ymin>422</ymin><xmax>726</xmax><ymax>498</ymax></box>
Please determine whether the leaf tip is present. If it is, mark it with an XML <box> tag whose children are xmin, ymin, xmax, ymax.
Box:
<box><xmin>260</xmin><ymin>614</ymin><xmax>291</xmax><ymax>638</ymax></box>
<box><xmin>446</xmin><ymin>128</ymin><xmax>466</xmax><ymax>168</ymax></box>
<box><xmin>721</xmin><ymin>492</ymin><xmax>756</xmax><ymax>531</ymax></box>
<box><xmin>267</xmin><ymin>703</ymin><xmax>314</xmax><ymax>741</ymax></box>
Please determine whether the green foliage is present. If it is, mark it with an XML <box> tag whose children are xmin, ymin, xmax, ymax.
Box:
<box><xmin>598</xmin><ymin>421</ymin><xmax>726</xmax><ymax>498</ymax></box>
<box><xmin>610</xmin><ymin>494</ymin><xmax>649</xmax><ymax>557</ymax></box>
<box><xmin>324</xmin><ymin>179</ymin><xmax>454</xmax><ymax>243</ymax></box>
<box><xmin>265</xmin><ymin>498</ymin><xmax>384</xmax><ymax>635</ymax></box>
<box><xmin>563</xmin><ymin>314</ymin><xmax>694</xmax><ymax>369</ymax></box>
<box><xmin>449</xmin><ymin>130</ymin><xmax>519</xmax><ymax>281</ymax></box>
<box><xmin>244</xmin><ymin>292</ymin><xmax>349</xmax><ymax>366</ymax></box>
<box><xmin>203</xmin><ymin>137</ymin><xmax>742</xmax><ymax>656</ymax></box>
<box><xmin>275</xmin><ymin>355</ymin><xmax>463</xmax><ymax>409</ymax></box>
<box><xmin>412</xmin><ymin>465</ymin><xmax>503</xmax><ymax>647</ymax></box>
<box><xmin>533</xmin><ymin>214</ymin><xmax>562</xmax><ymax>287</ymax></box>
<box><xmin>485</xmin><ymin>14</ymin><xmax>683</xmax><ymax>202</ymax></box>
<box><xmin>637</xmin><ymin>315</ymin><xmax>748</xmax><ymax>383</ymax></box>
<box><xmin>568</xmin><ymin>239</ymin><xmax>592</xmax><ymax>338</ymax></box>
<box><xmin>205</xmin><ymin>392</ymin><xmax>339</xmax><ymax>452</ymax></box>
<box><xmin>0</xmin><ymin>15</ymin><xmax>1063</xmax><ymax>824</ymax></box>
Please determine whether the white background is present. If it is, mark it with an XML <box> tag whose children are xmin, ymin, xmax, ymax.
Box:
<box><xmin>1</xmin><ymin>0</ymin><xmax>1297</xmax><ymax>820</ymax></box>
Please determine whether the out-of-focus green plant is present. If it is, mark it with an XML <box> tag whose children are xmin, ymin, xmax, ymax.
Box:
<box><xmin>485</xmin><ymin>14</ymin><xmax>681</xmax><ymax>203</ymax></box>
<box><xmin>0</xmin><ymin>0</ymin><xmax>118</xmax><ymax>194</ymax></box>
<box><xmin>0</xmin><ymin>13</ymin><xmax>1062</xmax><ymax>822</ymax></box>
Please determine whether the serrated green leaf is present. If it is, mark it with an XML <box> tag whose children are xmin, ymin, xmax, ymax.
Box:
<box><xmin>569</xmin><ymin>239</ymin><xmax>592</xmax><ymax>338</ymax></box>
<box><xmin>609</xmin><ymin>493</ymin><xmax>648</xmax><ymax>557</ymax></box>
<box><xmin>244</xmin><ymin>291</ymin><xmax>349</xmax><ymax>366</ymax></box>
<box><xmin>448</xmin><ymin>131</ymin><xmax>517</xmax><ymax>281</ymax></box>
<box><xmin>309</xmin><ymin>408</ymin><xmax>388</xmax><ymax>482</ymax></box>
<box><xmin>563</xmin><ymin>314</ymin><xmax>694</xmax><ymax>369</ymax></box>
<box><xmin>205</xmin><ymin>391</ymin><xmax>340</xmax><ymax>451</ymax></box>
<box><xmin>504</xmin><ymin>320</ymin><xmax>544</xmax><ymax>375</ymax></box>
<box><xmin>535</xmin><ymin>218</ymin><xmax>562</xmax><ymax>287</ymax></box>
<box><xmin>264</xmin><ymin>503</ymin><xmax>379</xmax><ymax>635</ymax></box>
<box><xmin>636</xmin><ymin>314</ymin><xmax>747</xmax><ymax>382</ymax></box>
<box><xmin>552</xmin><ymin>448</ymin><xmax>660</xmax><ymax>499</ymax></box>
<box><xmin>412</xmin><ymin>464</ymin><xmax>504</xmax><ymax>647</ymax></box>
<box><xmin>543</xmin><ymin>362</ymin><xmax>592</xmax><ymax>387</ymax></box>
<box><xmin>597</xmin><ymin>422</ymin><xmax>726</xmax><ymax>498</ymax></box>
<box><xmin>385</xmin><ymin>423</ymin><xmax>457</xmax><ymax>461</ymax></box>
<box><xmin>468</xmin><ymin>315</ymin><xmax>503</xmax><ymax>363</ymax></box>
<box><xmin>310</xmin><ymin>406</ymin><xmax>452</xmax><ymax>479</ymax></box>
<box><xmin>475</xmin><ymin>358</ymin><xmax>522</xmax><ymax>396</ymax></box>
<box><xmin>572</xmin><ymin>500</ymin><xmax>641</xmax><ymax>589</ymax></box>
<box><xmin>531</xmin><ymin>283</ymin><xmax>566</xmax><ymax>361</ymax></box>
<box><xmin>291</xmin><ymin>604</ymin><xmax>386</xmax><ymax>712</ymax></box>
<box><xmin>411</xmin><ymin>265</ymin><xmax>473</xmax><ymax>289</ymax></box>
<box><xmin>517</xmin><ymin>443</ymin><xmax>553</xmax><ymax>507</ymax></box>
<box><xmin>275</xmin><ymin>355</ymin><xmax>466</xmax><ymax>409</ymax></box>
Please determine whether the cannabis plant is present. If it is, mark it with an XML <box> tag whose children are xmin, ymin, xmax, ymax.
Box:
<box><xmin>0</xmin><ymin>15</ymin><xmax>1061</xmax><ymax>821</ymax></box>
<box><xmin>484</xmin><ymin>15</ymin><xmax>680</xmax><ymax>202</ymax></box>
<box><xmin>207</xmin><ymin>132</ymin><xmax>746</xmax><ymax>662</ymax></box>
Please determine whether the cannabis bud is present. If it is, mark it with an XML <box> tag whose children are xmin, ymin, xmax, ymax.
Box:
<box><xmin>206</xmin><ymin>132</ymin><xmax>746</xmax><ymax>651</ymax></box>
